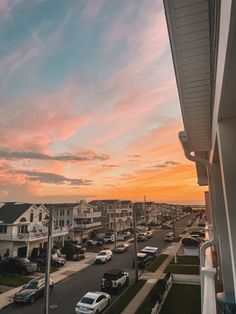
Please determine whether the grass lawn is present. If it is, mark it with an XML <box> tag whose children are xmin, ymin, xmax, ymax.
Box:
<box><xmin>0</xmin><ymin>274</ymin><xmax>31</xmax><ymax>287</ymax></box>
<box><xmin>164</xmin><ymin>264</ymin><xmax>199</xmax><ymax>275</ymax></box>
<box><xmin>170</xmin><ymin>256</ymin><xmax>200</xmax><ymax>265</ymax></box>
<box><xmin>105</xmin><ymin>280</ymin><xmax>146</xmax><ymax>314</ymax></box>
<box><xmin>146</xmin><ymin>254</ymin><xmax>168</xmax><ymax>272</ymax></box>
<box><xmin>136</xmin><ymin>280</ymin><xmax>163</xmax><ymax>314</ymax></box>
<box><xmin>160</xmin><ymin>284</ymin><xmax>201</xmax><ymax>314</ymax></box>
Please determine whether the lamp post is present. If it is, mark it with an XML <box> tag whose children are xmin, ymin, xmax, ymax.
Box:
<box><xmin>44</xmin><ymin>205</ymin><xmax>53</xmax><ymax>314</ymax></box>
<box><xmin>132</xmin><ymin>205</ymin><xmax>138</xmax><ymax>281</ymax></box>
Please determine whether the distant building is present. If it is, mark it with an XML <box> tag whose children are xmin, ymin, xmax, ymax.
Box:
<box><xmin>49</xmin><ymin>201</ymin><xmax>101</xmax><ymax>243</ymax></box>
<box><xmin>89</xmin><ymin>200</ymin><xmax>133</xmax><ymax>232</ymax></box>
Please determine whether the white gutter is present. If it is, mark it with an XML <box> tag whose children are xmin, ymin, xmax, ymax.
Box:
<box><xmin>179</xmin><ymin>131</ymin><xmax>217</xmax><ymax>311</ymax></box>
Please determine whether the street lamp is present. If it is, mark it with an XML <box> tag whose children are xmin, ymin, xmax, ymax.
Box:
<box><xmin>132</xmin><ymin>206</ymin><xmax>138</xmax><ymax>281</ymax></box>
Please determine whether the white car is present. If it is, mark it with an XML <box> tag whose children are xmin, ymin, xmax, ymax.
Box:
<box><xmin>75</xmin><ymin>291</ymin><xmax>111</xmax><ymax>314</ymax></box>
<box><xmin>95</xmin><ymin>250</ymin><xmax>113</xmax><ymax>264</ymax></box>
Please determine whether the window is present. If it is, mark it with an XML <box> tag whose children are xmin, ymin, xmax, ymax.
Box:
<box><xmin>60</xmin><ymin>209</ymin><xmax>64</xmax><ymax>216</ymax></box>
<box><xmin>67</xmin><ymin>210</ymin><xmax>70</xmax><ymax>216</ymax></box>
<box><xmin>18</xmin><ymin>225</ymin><xmax>28</xmax><ymax>233</ymax></box>
<box><xmin>30</xmin><ymin>212</ymin><xmax>34</xmax><ymax>222</ymax></box>
<box><xmin>39</xmin><ymin>212</ymin><xmax>42</xmax><ymax>222</ymax></box>
<box><xmin>0</xmin><ymin>225</ymin><xmax>7</xmax><ymax>233</ymax></box>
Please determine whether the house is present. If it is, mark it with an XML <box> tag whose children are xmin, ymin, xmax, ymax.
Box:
<box><xmin>0</xmin><ymin>202</ymin><xmax>68</xmax><ymax>258</ymax></box>
<box><xmin>51</xmin><ymin>201</ymin><xmax>102</xmax><ymax>243</ymax></box>
<box><xmin>164</xmin><ymin>0</ymin><xmax>236</xmax><ymax>312</ymax></box>
<box><xmin>89</xmin><ymin>200</ymin><xmax>133</xmax><ymax>232</ymax></box>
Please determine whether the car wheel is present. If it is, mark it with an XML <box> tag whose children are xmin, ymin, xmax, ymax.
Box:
<box><xmin>117</xmin><ymin>284</ymin><xmax>121</xmax><ymax>294</ymax></box>
<box><xmin>29</xmin><ymin>295</ymin><xmax>35</xmax><ymax>304</ymax></box>
<box><xmin>104</xmin><ymin>279</ymin><xmax>112</xmax><ymax>289</ymax></box>
<box><xmin>125</xmin><ymin>278</ymin><xmax>129</xmax><ymax>287</ymax></box>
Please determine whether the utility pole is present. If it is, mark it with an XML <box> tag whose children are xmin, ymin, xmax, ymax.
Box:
<box><xmin>113</xmin><ymin>205</ymin><xmax>117</xmax><ymax>249</ymax></box>
<box><xmin>44</xmin><ymin>205</ymin><xmax>53</xmax><ymax>314</ymax></box>
<box><xmin>144</xmin><ymin>195</ymin><xmax>147</xmax><ymax>227</ymax></box>
<box><xmin>133</xmin><ymin>205</ymin><xmax>138</xmax><ymax>281</ymax></box>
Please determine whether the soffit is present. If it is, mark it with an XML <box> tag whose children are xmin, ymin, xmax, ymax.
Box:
<box><xmin>164</xmin><ymin>0</ymin><xmax>212</xmax><ymax>152</ymax></box>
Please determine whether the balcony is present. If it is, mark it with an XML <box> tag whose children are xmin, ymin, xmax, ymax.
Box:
<box><xmin>10</xmin><ymin>227</ymin><xmax>69</xmax><ymax>242</ymax></box>
<box><xmin>74</xmin><ymin>212</ymin><xmax>101</xmax><ymax>219</ymax></box>
<box><xmin>74</xmin><ymin>222</ymin><xmax>101</xmax><ymax>230</ymax></box>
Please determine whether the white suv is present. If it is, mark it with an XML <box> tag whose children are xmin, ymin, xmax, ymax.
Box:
<box><xmin>101</xmin><ymin>269</ymin><xmax>129</xmax><ymax>293</ymax></box>
<box><xmin>95</xmin><ymin>250</ymin><xmax>113</xmax><ymax>264</ymax></box>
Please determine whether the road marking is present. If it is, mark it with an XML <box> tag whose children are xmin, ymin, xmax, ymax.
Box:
<box><xmin>49</xmin><ymin>305</ymin><xmax>58</xmax><ymax>309</ymax></box>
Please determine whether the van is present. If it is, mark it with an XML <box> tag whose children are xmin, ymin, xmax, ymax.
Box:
<box><xmin>140</xmin><ymin>246</ymin><xmax>159</xmax><ymax>260</ymax></box>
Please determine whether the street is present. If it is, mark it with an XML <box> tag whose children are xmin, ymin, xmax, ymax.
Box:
<box><xmin>2</xmin><ymin>216</ymin><xmax>192</xmax><ymax>314</ymax></box>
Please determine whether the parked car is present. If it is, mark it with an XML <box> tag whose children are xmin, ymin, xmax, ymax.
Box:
<box><xmin>190</xmin><ymin>230</ymin><xmax>205</xmax><ymax>238</ymax></box>
<box><xmin>189</xmin><ymin>234</ymin><xmax>203</xmax><ymax>243</ymax></box>
<box><xmin>162</xmin><ymin>223</ymin><xmax>173</xmax><ymax>229</ymax></box>
<box><xmin>113</xmin><ymin>243</ymin><xmax>129</xmax><ymax>254</ymax></box>
<box><xmin>101</xmin><ymin>268</ymin><xmax>129</xmax><ymax>293</ymax></box>
<box><xmin>51</xmin><ymin>248</ymin><xmax>66</xmax><ymax>258</ymax></box>
<box><xmin>75</xmin><ymin>291</ymin><xmax>111</xmax><ymax>314</ymax></box>
<box><xmin>51</xmin><ymin>253</ymin><xmax>66</xmax><ymax>267</ymax></box>
<box><xmin>133</xmin><ymin>253</ymin><xmax>152</xmax><ymax>269</ymax></box>
<box><xmin>13</xmin><ymin>277</ymin><xmax>54</xmax><ymax>304</ymax></box>
<box><xmin>146</xmin><ymin>230</ymin><xmax>153</xmax><ymax>238</ymax></box>
<box><xmin>182</xmin><ymin>237</ymin><xmax>200</xmax><ymax>247</ymax></box>
<box><xmin>74</xmin><ymin>245</ymin><xmax>86</xmax><ymax>254</ymax></box>
<box><xmin>95</xmin><ymin>250</ymin><xmax>113</xmax><ymax>264</ymax></box>
<box><xmin>2</xmin><ymin>257</ymin><xmax>37</xmax><ymax>275</ymax></box>
<box><xmin>198</xmin><ymin>221</ymin><xmax>206</xmax><ymax>227</ymax></box>
<box><xmin>187</xmin><ymin>220</ymin><xmax>193</xmax><ymax>227</ymax></box>
<box><xmin>140</xmin><ymin>246</ymin><xmax>159</xmax><ymax>260</ymax></box>
<box><xmin>87</xmin><ymin>239</ymin><xmax>103</xmax><ymax>246</ymax></box>
<box><xmin>103</xmin><ymin>234</ymin><xmax>115</xmax><ymax>243</ymax></box>
<box><xmin>164</xmin><ymin>232</ymin><xmax>174</xmax><ymax>242</ymax></box>
<box><xmin>137</xmin><ymin>232</ymin><xmax>148</xmax><ymax>242</ymax></box>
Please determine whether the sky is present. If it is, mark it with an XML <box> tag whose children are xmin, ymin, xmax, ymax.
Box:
<box><xmin>0</xmin><ymin>0</ymin><xmax>206</xmax><ymax>204</ymax></box>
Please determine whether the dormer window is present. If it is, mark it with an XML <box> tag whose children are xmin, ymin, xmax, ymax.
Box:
<box><xmin>39</xmin><ymin>212</ymin><xmax>42</xmax><ymax>222</ymax></box>
<box><xmin>20</xmin><ymin>217</ymin><xmax>27</xmax><ymax>223</ymax></box>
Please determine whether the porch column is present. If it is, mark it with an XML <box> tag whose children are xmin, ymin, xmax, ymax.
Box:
<box><xmin>212</xmin><ymin>161</ymin><xmax>234</xmax><ymax>296</ymax></box>
<box><xmin>218</xmin><ymin>118</ymin><xmax>236</xmax><ymax>296</ymax></box>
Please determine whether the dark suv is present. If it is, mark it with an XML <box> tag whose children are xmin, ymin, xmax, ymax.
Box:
<box><xmin>2</xmin><ymin>257</ymin><xmax>37</xmax><ymax>275</ymax></box>
<box><xmin>101</xmin><ymin>269</ymin><xmax>129</xmax><ymax>293</ymax></box>
<box><xmin>133</xmin><ymin>253</ymin><xmax>152</xmax><ymax>269</ymax></box>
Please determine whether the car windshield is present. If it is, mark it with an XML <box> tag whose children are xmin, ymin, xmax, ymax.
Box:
<box><xmin>98</xmin><ymin>252</ymin><xmax>106</xmax><ymax>256</ymax></box>
<box><xmin>80</xmin><ymin>297</ymin><xmax>95</xmax><ymax>305</ymax></box>
<box><xmin>24</xmin><ymin>282</ymin><xmax>38</xmax><ymax>289</ymax></box>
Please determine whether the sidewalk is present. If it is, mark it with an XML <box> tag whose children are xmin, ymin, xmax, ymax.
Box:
<box><xmin>0</xmin><ymin>252</ymin><xmax>96</xmax><ymax>310</ymax></box>
<box><xmin>121</xmin><ymin>242</ymin><xmax>182</xmax><ymax>314</ymax></box>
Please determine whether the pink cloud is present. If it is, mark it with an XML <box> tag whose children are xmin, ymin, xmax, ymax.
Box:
<box><xmin>0</xmin><ymin>0</ymin><xmax>21</xmax><ymax>19</ymax></box>
<box><xmin>0</xmin><ymin>85</ymin><xmax>91</xmax><ymax>152</ymax></box>
<box><xmin>82</xmin><ymin>0</ymin><xmax>104</xmax><ymax>19</ymax></box>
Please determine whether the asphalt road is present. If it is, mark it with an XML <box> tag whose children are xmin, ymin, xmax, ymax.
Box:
<box><xmin>2</xmin><ymin>215</ymin><xmax>193</xmax><ymax>314</ymax></box>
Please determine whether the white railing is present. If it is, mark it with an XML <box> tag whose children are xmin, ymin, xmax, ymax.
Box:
<box><xmin>11</xmin><ymin>227</ymin><xmax>69</xmax><ymax>241</ymax></box>
<box><xmin>201</xmin><ymin>227</ymin><xmax>217</xmax><ymax>314</ymax></box>
<box><xmin>74</xmin><ymin>212</ymin><xmax>101</xmax><ymax>219</ymax></box>
<box><xmin>74</xmin><ymin>222</ymin><xmax>101</xmax><ymax>229</ymax></box>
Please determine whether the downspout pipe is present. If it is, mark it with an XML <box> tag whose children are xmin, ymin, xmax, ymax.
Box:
<box><xmin>179</xmin><ymin>131</ymin><xmax>217</xmax><ymax>311</ymax></box>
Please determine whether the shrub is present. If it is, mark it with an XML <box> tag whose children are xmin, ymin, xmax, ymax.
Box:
<box><xmin>61</xmin><ymin>241</ymin><xmax>76</xmax><ymax>260</ymax></box>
